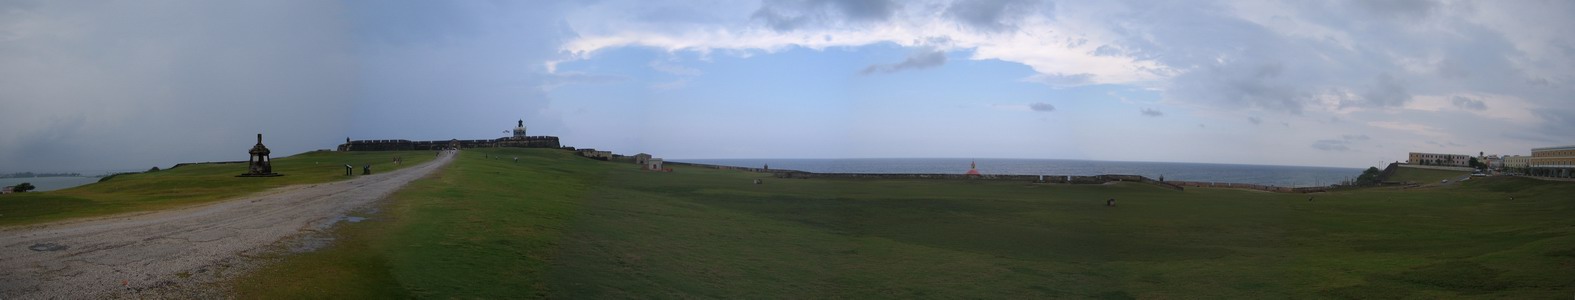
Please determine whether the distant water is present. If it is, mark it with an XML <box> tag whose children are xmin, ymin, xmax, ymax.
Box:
<box><xmin>679</xmin><ymin>158</ymin><xmax>1364</xmax><ymax>187</ymax></box>
<box><xmin>0</xmin><ymin>177</ymin><xmax>100</xmax><ymax>192</ymax></box>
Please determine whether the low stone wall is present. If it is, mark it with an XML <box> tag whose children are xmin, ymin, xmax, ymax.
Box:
<box><xmin>663</xmin><ymin>161</ymin><xmax>804</xmax><ymax>174</ymax></box>
<box><xmin>168</xmin><ymin>161</ymin><xmax>245</xmax><ymax>170</ymax></box>
<box><xmin>1169</xmin><ymin>180</ymin><xmax>1328</xmax><ymax>193</ymax></box>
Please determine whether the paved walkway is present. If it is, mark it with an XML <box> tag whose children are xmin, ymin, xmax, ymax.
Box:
<box><xmin>0</xmin><ymin>151</ymin><xmax>455</xmax><ymax>299</ymax></box>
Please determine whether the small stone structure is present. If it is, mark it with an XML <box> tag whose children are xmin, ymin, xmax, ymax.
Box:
<box><xmin>238</xmin><ymin>134</ymin><xmax>282</xmax><ymax>177</ymax></box>
<box><xmin>645</xmin><ymin>158</ymin><xmax>664</xmax><ymax>171</ymax></box>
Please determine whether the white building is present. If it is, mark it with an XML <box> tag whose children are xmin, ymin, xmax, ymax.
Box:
<box><xmin>1408</xmin><ymin>152</ymin><xmax>1470</xmax><ymax>167</ymax></box>
<box><xmin>1504</xmin><ymin>155</ymin><xmax>1529</xmax><ymax>172</ymax></box>
<box><xmin>645</xmin><ymin>158</ymin><xmax>664</xmax><ymax>171</ymax></box>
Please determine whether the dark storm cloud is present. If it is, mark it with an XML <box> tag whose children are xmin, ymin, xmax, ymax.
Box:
<box><xmin>1140</xmin><ymin>108</ymin><xmax>1163</xmax><ymax>117</ymax></box>
<box><xmin>0</xmin><ymin>1</ymin><xmax>356</xmax><ymax>173</ymax></box>
<box><xmin>753</xmin><ymin>0</ymin><xmax>899</xmax><ymax>31</ymax></box>
<box><xmin>861</xmin><ymin>49</ymin><xmax>947</xmax><ymax>74</ymax></box>
<box><xmin>945</xmin><ymin>0</ymin><xmax>1047</xmax><ymax>32</ymax></box>
<box><xmin>1029</xmin><ymin>102</ymin><xmax>1056</xmax><ymax>112</ymax></box>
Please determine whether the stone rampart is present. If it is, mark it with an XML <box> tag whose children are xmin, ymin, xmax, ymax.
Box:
<box><xmin>338</xmin><ymin>136</ymin><xmax>561</xmax><ymax>151</ymax></box>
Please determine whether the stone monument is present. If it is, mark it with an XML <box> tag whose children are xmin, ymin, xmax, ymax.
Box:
<box><xmin>238</xmin><ymin>133</ymin><xmax>283</xmax><ymax>177</ymax></box>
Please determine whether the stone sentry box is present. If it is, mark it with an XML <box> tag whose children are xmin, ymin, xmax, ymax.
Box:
<box><xmin>238</xmin><ymin>133</ymin><xmax>283</xmax><ymax>177</ymax></box>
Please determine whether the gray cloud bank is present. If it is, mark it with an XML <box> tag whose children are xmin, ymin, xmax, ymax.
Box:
<box><xmin>0</xmin><ymin>1</ymin><xmax>356</xmax><ymax>173</ymax></box>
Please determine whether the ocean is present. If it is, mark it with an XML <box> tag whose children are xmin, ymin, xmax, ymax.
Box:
<box><xmin>677</xmin><ymin>158</ymin><xmax>1365</xmax><ymax>188</ymax></box>
<box><xmin>0</xmin><ymin>176</ymin><xmax>100</xmax><ymax>192</ymax></box>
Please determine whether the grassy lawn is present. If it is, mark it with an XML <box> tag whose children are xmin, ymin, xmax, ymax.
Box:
<box><xmin>232</xmin><ymin>148</ymin><xmax>1575</xmax><ymax>298</ymax></box>
<box><xmin>1387</xmin><ymin>166</ymin><xmax>1470</xmax><ymax>184</ymax></box>
<box><xmin>0</xmin><ymin>150</ymin><xmax>437</xmax><ymax>227</ymax></box>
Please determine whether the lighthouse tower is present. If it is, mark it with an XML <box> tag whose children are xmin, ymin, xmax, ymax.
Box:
<box><xmin>965</xmin><ymin>161</ymin><xmax>982</xmax><ymax>176</ymax></box>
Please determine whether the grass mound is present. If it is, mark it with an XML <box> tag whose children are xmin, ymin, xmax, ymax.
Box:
<box><xmin>0</xmin><ymin>150</ymin><xmax>437</xmax><ymax>227</ymax></box>
<box><xmin>232</xmin><ymin>148</ymin><xmax>1575</xmax><ymax>298</ymax></box>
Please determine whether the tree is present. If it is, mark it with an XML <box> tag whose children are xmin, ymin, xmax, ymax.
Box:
<box><xmin>1356</xmin><ymin>167</ymin><xmax>1383</xmax><ymax>185</ymax></box>
<box><xmin>12</xmin><ymin>182</ymin><xmax>36</xmax><ymax>193</ymax></box>
<box><xmin>1469</xmin><ymin>157</ymin><xmax>1482</xmax><ymax>169</ymax></box>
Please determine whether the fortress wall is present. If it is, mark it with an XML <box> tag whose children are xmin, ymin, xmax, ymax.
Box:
<box><xmin>339</xmin><ymin>136</ymin><xmax>561</xmax><ymax>151</ymax></box>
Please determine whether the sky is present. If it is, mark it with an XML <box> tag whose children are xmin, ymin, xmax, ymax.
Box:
<box><xmin>2</xmin><ymin>0</ymin><xmax>1573</xmax><ymax>173</ymax></box>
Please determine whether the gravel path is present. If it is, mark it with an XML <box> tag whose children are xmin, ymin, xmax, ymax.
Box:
<box><xmin>0</xmin><ymin>150</ymin><xmax>455</xmax><ymax>299</ymax></box>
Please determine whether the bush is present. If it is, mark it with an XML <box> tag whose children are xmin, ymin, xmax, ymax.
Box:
<box><xmin>12</xmin><ymin>182</ymin><xmax>36</xmax><ymax>193</ymax></box>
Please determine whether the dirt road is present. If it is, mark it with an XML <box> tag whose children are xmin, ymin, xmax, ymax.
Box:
<box><xmin>0</xmin><ymin>150</ymin><xmax>455</xmax><ymax>299</ymax></box>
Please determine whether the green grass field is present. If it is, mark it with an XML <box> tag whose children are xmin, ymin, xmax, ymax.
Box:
<box><xmin>0</xmin><ymin>150</ymin><xmax>436</xmax><ymax>226</ymax></box>
<box><xmin>232</xmin><ymin>148</ymin><xmax>1575</xmax><ymax>298</ymax></box>
<box><xmin>1386</xmin><ymin>166</ymin><xmax>1470</xmax><ymax>184</ymax></box>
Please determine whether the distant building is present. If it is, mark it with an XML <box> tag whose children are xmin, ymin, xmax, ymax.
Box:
<box><xmin>1529</xmin><ymin>145</ymin><xmax>1575</xmax><ymax>178</ymax></box>
<box><xmin>1504</xmin><ymin>155</ymin><xmax>1529</xmax><ymax>173</ymax></box>
<box><xmin>633</xmin><ymin>153</ymin><xmax>652</xmax><ymax>165</ymax></box>
<box><xmin>1481</xmin><ymin>154</ymin><xmax>1503</xmax><ymax>171</ymax></box>
<box><xmin>576</xmin><ymin>149</ymin><xmax>612</xmax><ymax>161</ymax></box>
<box><xmin>1</xmin><ymin>186</ymin><xmax>12</xmax><ymax>194</ymax></box>
<box><xmin>645</xmin><ymin>158</ymin><xmax>664</xmax><ymax>171</ymax></box>
<box><xmin>1407</xmin><ymin>152</ymin><xmax>1470</xmax><ymax>167</ymax></box>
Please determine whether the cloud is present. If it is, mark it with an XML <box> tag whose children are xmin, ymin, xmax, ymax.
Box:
<box><xmin>1140</xmin><ymin>108</ymin><xmax>1163</xmax><ymax>117</ymax></box>
<box><xmin>945</xmin><ymin>0</ymin><xmax>1046</xmax><ymax>32</ymax></box>
<box><xmin>1312</xmin><ymin>133</ymin><xmax>1378</xmax><ymax>152</ymax></box>
<box><xmin>752</xmin><ymin>0</ymin><xmax>900</xmax><ymax>31</ymax></box>
<box><xmin>1247</xmin><ymin>116</ymin><xmax>1263</xmax><ymax>125</ymax></box>
<box><xmin>1311</xmin><ymin>139</ymin><xmax>1351</xmax><ymax>151</ymax></box>
<box><xmin>1450</xmin><ymin>96</ymin><xmax>1487</xmax><ymax>111</ymax></box>
<box><xmin>559</xmin><ymin>1</ymin><xmax>1170</xmax><ymax>87</ymax></box>
<box><xmin>861</xmin><ymin>49</ymin><xmax>947</xmax><ymax>74</ymax></box>
<box><xmin>1354</xmin><ymin>0</ymin><xmax>1441</xmax><ymax>20</ymax></box>
<box><xmin>1029</xmin><ymin>102</ymin><xmax>1055</xmax><ymax>112</ymax></box>
<box><xmin>1022</xmin><ymin>73</ymin><xmax>1094</xmax><ymax>88</ymax></box>
<box><xmin>1351</xmin><ymin>73</ymin><xmax>1412</xmax><ymax>108</ymax></box>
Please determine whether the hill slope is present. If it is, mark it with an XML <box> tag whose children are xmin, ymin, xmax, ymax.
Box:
<box><xmin>0</xmin><ymin>150</ymin><xmax>436</xmax><ymax>227</ymax></box>
<box><xmin>233</xmin><ymin>148</ymin><xmax>1575</xmax><ymax>298</ymax></box>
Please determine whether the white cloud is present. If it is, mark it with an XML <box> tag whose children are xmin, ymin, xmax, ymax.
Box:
<box><xmin>558</xmin><ymin>0</ymin><xmax>1169</xmax><ymax>86</ymax></box>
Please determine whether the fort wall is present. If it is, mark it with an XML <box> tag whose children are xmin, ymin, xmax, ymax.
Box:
<box><xmin>338</xmin><ymin>136</ymin><xmax>561</xmax><ymax>151</ymax></box>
